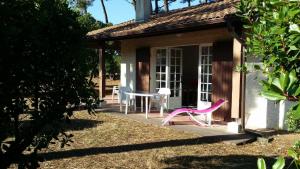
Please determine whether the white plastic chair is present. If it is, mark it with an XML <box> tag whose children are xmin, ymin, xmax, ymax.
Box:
<box><xmin>111</xmin><ymin>86</ymin><xmax>119</xmax><ymax>103</ymax></box>
<box><xmin>149</xmin><ymin>88</ymin><xmax>171</xmax><ymax>117</ymax></box>
<box><xmin>119</xmin><ymin>87</ymin><xmax>136</xmax><ymax>113</ymax></box>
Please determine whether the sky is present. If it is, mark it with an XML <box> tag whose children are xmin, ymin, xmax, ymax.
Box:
<box><xmin>88</xmin><ymin>0</ymin><xmax>199</xmax><ymax>24</ymax></box>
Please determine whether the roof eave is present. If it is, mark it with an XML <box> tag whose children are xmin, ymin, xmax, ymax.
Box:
<box><xmin>86</xmin><ymin>21</ymin><xmax>227</xmax><ymax>42</ymax></box>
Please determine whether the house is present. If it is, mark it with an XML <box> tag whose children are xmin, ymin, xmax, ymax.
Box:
<box><xmin>87</xmin><ymin>0</ymin><xmax>290</xmax><ymax>130</ymax></box>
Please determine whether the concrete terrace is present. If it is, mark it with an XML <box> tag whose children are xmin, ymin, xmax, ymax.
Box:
<box><xmin>96</xmin><ymin>94</ymin><xmax>234</xmax><ymax>137</ymax></box>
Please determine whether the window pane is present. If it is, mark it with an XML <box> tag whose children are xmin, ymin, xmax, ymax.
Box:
<box><xmin>176</xmin><ymin>66</ymin><xmax>180</xmax><ymax>73</ymax></box>
<box><xmin>176</xmin><ymin>82</ymin><xmax>180</xmax><ymax>89</ymax></box>
<box><xmin>161</xmin><ymin>49</ymin><xmax>166</xmax><ymax>56</ymax></box>
<box><xmin>161</xmin><ymin>74</ymin><xmax>166</xmax><ymax>80</ymax></box>
<box><xmin>176</xmin><ymin>58</ymin><xmax>180</xmax><ymax>65</ymax></box>
<box><xmin>171</xmin><ymin>90</ymin><xmax>174</xmax><ymax>97</ymax></box>
<box><xmin>175</xmin><ymin>50</ymin><xmax>179</xmax><ymax>57</ymax></box>
<box><xmin>161</xmin><ymin>82</ymin><xmax>165</xmax><ymax>88</ymax></box>
<box><xmin>175</xmin><ymin>90</ymin><xmax>179</xmax><ymax>97</ymax></box>
<box><xmin>176</xmin><ymin>74</ymin><xmax>181</xmax><ymax>81</ymax></box>
<box><xmin>156</xmin><ymin>82</ymin><xmax>160</xmax><ymax>88</ymax></box>
<box><xmin>201</xmin><ymin>66</ymin><xmax>205</xmax><ymax>73</ymax></box>
<box><xmin>156</xmin><ymin>66</ymin><xmax>160</xmax><ymax>72</ymax></box>
<box><xmin>170</xmin><ymin>74</ymin><xmax>175</xmax><ymax>81</ymax></box>
<box><xmin>161</xmin><ymin>57</ymin><xmax>166</xmax><ymax>65</ymax></box>
<box><xmin>201</xmin><ymin>93</ymin><xmax>204</xmax><ymax>100</ymax></box>
<box><xmin>161</xmin><ymin>66</ymin><xmax>166</xmax><ymax>73</ymax></box>
<box><xmin>170</xmin><ymin>82</ymin><xmax>174</xmax><ymax>89</ymax></box>
<box><xmin>171</xmin><ymin>58</ymin><xmax>175</xmax><ymax>65</ymax></box>
<box><xmin>201</xmin><ymin>84</ymin><xmax>205</xmax><ymax>91</ymax></box>
<box><xmin>202</xmin><ymin>47</ymin><xmax>208</xmax><ymax>55</ymax></box>
<box><xmin>171</xmin><ymin>66</ymin><xmax>175</xmax><ymax>73</ymax></box>
<box><xmin>208</xmin><ymin>55</ymin><xmax>211</xmax><ymax>63</ymax></box>
<box><xmin>156</xmin><ymin>57</ymin><xmax>160</xmax><ymax>65</ymax></box>
<box><xmin>156</xmin><ymin>73</ymin><xmax>160</xmax><ymax>80</ymax></box>
<box><xmin>201</xmin><ymin>77</ymin><xmax>205</xmax><ymax>83</ymax></box>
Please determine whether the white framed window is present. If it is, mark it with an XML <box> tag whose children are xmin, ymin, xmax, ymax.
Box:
<box><xmin>155</xmin><ymin>49</ymin><xmax>167</xmax><ymax>91</ymax></box>
<box><xmin>169</xmin><ymin>48</ymin><xmax>182</xmax><ymax>97</ymax></box>
<box><xmin>199</xmin><ymin>46</ymin><xmax>213</xmax><ymax>102</ymax></box>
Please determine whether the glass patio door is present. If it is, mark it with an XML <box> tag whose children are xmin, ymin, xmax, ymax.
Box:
<box><xmin>168</xmin><ymin>48</ymin><xmax>182</xmax><ymax>109</ymax></box>
<box><xmin>155</xmin><ymin>48</ymin><xmax>183</xmax><ymax>109</ymax></box>
<box><xmin>198</xmin><ymin>45</ymin><xmax>213</xmax><ymax>109</ymax></box>
<box><xmin>155</xmin><ymin>49</ymin><xmax>167</xmax><ymax>90</ymax></box>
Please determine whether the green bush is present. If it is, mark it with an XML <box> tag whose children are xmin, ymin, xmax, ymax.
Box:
<box><xmin>238</xmin><ymin>0</ymin><xmax>300</xmax><ymax>130</ymax></box>
<box><xmin>0</xmin><ymin>0</ymin><xmax>99</xmax><ymax>168</ymax></box>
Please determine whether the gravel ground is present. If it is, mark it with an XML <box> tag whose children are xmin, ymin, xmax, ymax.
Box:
<box><xmin>35</xmin><ymin>111</ymin><xmax>299</xmax><ymax>169</ymax></box>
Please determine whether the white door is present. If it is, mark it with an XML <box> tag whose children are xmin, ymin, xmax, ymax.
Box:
<box><xmin>197</xmin><ymin>45</ymin><xmax>213</xmax><ymax>109</ymax></box>
<box><xmin>155</xmin><ymin>48</ymin><xmax>183</xmax><ymax>109</ymax></box>
<box><xmin>168</xmin><ymin>48</ymin><xmax>182</xmax><ymax>109</ymax></box>
<box><xmin>155</xmin><ymin>48</ymin><xmax>168</xmax><ymax>90</ymax></box>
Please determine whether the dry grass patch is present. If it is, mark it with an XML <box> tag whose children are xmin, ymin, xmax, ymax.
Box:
<box><xmin>35</xmin><ymin>111</ymin><xmax>300</xmax><ymax>169</ymax></box>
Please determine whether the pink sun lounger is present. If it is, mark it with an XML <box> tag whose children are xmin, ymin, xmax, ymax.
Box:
<box><xmin>162</xmin><ymin>99</ymin><xmax>227</xmax><ymax>126</ymax></box>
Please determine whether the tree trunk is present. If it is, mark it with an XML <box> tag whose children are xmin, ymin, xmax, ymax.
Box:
<box><xmin>188</xmin><ymin>0</ymin><xmax>191</xmax><ymax>7</ymax></box>
<box><xmin>100</xmin><ymin>0</ymin><xmax>109</xmax><ymax>23</ymax></box>
<box><xmin>155</xmin><ymin>0</ymin><xmax>159</xmax><ymax>14</ymax></box>
<box><xmin>164</xmin><ymin>0</ymin><xmax>169</xmax><ymax>12</ymax></box>
<box><xmin>132</xmin><ymin>0</ymin><xmax>136</xmax><ymax>11</ymax></box>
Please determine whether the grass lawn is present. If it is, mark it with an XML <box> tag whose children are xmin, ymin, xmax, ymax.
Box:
<box><xmin>38</xmin><ymin>111</ymin><xmax>299</xmax><ymax>169</ymax></box>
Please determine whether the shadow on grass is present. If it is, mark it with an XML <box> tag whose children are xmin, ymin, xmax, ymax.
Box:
<box><xmin>161</xmin><ymin>155</ymin><xmax>294</xmax><ymax>169</ymax></box>
<box><xmin>62</xmin><ymin>119</ymin><xmax>103</xmax><ymax>132</ymax></box>
<box><xmin>41</xmin><ymin>134</ymin><xmax>254</xmax><ymax>161</ymax></box>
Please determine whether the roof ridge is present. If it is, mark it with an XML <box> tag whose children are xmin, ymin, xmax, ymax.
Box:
<box><xmin>87</xmin><ymin>0</ymin><xmax>238</xmax><ymax>40</ymax></box>
<box><xmin>150</xmin><ymin>0</ymin><xmax>232</xmax><ymax>19</ymax></box>
<box><xmin>87</xmin><ymin>20</ymin><xmax>135</xmax><ymax>35</ymax></box>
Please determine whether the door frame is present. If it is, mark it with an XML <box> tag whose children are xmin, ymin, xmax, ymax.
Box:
<box><xmin>151</xmin><ymin>43</ymin><xmax>212</xmax><ymax>109</ymax></box>
<box><xmin>152</xmin><ymin>47</ymin><xmax>183</xmax><ymax>109</ymax></box>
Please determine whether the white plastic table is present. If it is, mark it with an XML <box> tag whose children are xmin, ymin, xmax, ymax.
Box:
<box><xmin>124</xmin><ymin>91</ymin><xmax>159</xmax><ymax>119</ymax></box>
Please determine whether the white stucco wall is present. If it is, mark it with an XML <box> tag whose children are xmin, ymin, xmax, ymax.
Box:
<box><xmin>120</xmin><ymin>43</ymin><xmax>136</xmax><ymax>101</ymax></box>
<box><xmin>245</xmin><ymin>60</ymin><xmax>294</xmax><ymax>130</ymax></box>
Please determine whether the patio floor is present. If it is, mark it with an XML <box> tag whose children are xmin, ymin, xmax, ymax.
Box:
<box><xmin>96</xmin><ymin>94</ymin><xmax>238</xmax><ymax>137</ymax></box>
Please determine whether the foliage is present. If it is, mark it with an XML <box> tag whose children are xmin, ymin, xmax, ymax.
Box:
<box><xmin>69</xmin><ymin>0</ymin><xmax>95</xmax><ymax>14</ymax></box>
<box><xmin>105</xmin><ymin>48</ymin><xmax>121</xmax><ymax>79</ymax></box>
<box><xmin>257</xmin><ymin>157</ymin><xmax>285</xmax><ymax>169</ymax></box>
<box><xmin>257</xmin><ymin>141</ymin><xmax>300</xmax><ymax>169</ymax></box>
<box><xmin>238</xmin><ymin>0</ymin><xmax>300</xmax><ymax>76</ymax></box>
<box><xmin>287</xmin><ymin>109</ymin><xmax>300</xmax><ymax>131</ymax></box>
<box><xmin>77</xmin><ymin>13</ymin><xmax>106</xmax><ymax>32</ymax></box>
<box><xmin>0</xmin><ymin>0</ymin><xmax>99</xmax><ymax>168</ymax></box>
<box><xmin>260</xmin><ymin>70</ymin><xmax>300</xmax><ymax>101</ymax></box>
<box><xmin>238</xmin><ymin>0</ymin><xmax>300</xmax><ymax>130</ymax></box>
<box><xmin>287</xmin><ymin>140</ymin><xmax>300</xmax><ymax>168</ymax></box>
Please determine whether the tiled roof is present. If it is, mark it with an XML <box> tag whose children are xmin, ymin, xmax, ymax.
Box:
<box><xmin>87</xmin><ymin>0</ymin><xmax>238</xmax><ymax>40</ymax></box>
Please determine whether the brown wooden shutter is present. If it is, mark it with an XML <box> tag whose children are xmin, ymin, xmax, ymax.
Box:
<box><xmin>212</xmin><ymin>40</ymin><xmax>233</xmax><ymax>121</ymax></box>
<box><xmin>136</xmin><ymin>47</ymin><xmax>150</xmax><ymax>92</ymax></box>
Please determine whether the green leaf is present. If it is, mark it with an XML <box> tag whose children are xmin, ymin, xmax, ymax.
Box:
<box><xmin>290</xmin><ymin>24</ymin><xmax>300</xmax><ymax>33</ymax></box>
<box><xmin>294</xmin><ymin>86</ymin><xmax>300</xmax><ymax>96</ymax></box>
<box><xmin>257</xmin><ymin>158</ymin><xmax>267</xmax><ymax>169</ymax></box>
<box><xmin>261</xmin><ymin>90</ymin><xmax>286</xmax><ymax>101</ymax></box>
<box><xmin>272</xmin><ymin>157</ymin><xmax>285</xmax><ymax>169</ymax></box>
<box><xmin>291</xmin><ymin>104</ymin><xmax>300</xmax><ymax>119</ymax></box>
<box><xmin>287</xmin><ymin>70</ymin><xmax>298</xmax><ymax>91</ymax></box>
<box><xmin>288</xmin><ymin>149</ymin><xmax>298</xmax><ymax>160</ymax></box>
<box><xmin>272</xmin><ymin>78</ymin><xmax>284</xmax><ymax>92</ymax></box>
<box><xmin>289</xmin><ymin>45</ymin><xmax>298</xmax><ymax>51</ymax></box>
<box><xmin>279</xmin><ymin>72</ymin><xmax>289</xmax><ymax>91</ymax></box>
<box><xmin>273</xmin><ymin>12</ymin><xmax>279</xmax><ymax>19</ymax></box>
